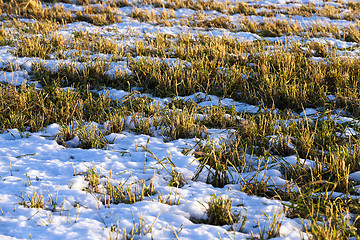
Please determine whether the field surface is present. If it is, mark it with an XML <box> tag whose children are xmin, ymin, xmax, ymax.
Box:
<box><xmin>1</xmin><ymin>0</ymin><xmax>360</xmax><ymax>239</ymax></box>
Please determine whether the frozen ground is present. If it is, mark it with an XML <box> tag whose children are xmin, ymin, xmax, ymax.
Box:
<box><xmin>1</xmin><ymin>0</ymin><xmax>360</xmax><ymax>239</ymax></box>
<box><xmin>0</xmin><ymin>126</ymin><xmax>305</xmax><ymax>239</ymax></box>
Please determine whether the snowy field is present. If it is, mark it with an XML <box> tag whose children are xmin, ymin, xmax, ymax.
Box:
<box><xmin>1</xmin><ymin>0</ymin><xmax>360</xmax><ymax>239</ymax></box>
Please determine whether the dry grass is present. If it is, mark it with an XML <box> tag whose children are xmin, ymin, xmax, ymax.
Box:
<box><xmin>0</xmin><ymin>0</ymin><xmax>122</xmax><ymax>25</ymax></box>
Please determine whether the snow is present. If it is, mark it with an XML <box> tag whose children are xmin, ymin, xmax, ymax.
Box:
<box><xmin>0</xmin><ymin>71</ymin><xmax>28</xmax><ymax>86</ymax></box>
<box><xmin>299</xmin><ymin>108</ymin><xmax>317</xmax><ymax>117</ymax></box>
<box><xmin>349</xmin><ymin>172</ymin><xmax>360</xmax><ymax>182</ymax></box>
<box><xmin>0</xmin><ymin>129</ymin><xmax>305</xmax><ymax>239</ymax></box>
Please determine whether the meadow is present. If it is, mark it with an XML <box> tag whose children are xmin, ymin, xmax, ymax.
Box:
<box><xmin>1</xmin><ymin>0</ymin><xmax>360</xmax><ymax>239</ymax></box>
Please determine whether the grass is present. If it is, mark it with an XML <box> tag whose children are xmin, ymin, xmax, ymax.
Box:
<box><xmin>79</xmin><ymin>165</ymin><xmax>156</xmax><ymax>206</ymax></box>
<box><xmin>18</xmin><ymin>190</ymin><xmax>46</xmax><ymax>209</ymax></box>
<box><xmin>0</xmin><ymin>82</ymin><xmax>118</xmax><ymax>132</ymax></box>
<box><xmin>2</xmin><ymin>0</ymin><xmax>360</xmax><ymax>238</ymax></box>
<box><xmin>0</xmin><ymin>0</ymin><xmax>122</xmax><ymax>25</ymax></box>
<box><xmin>109</xmin><ymin>212</ymin><xmax>159</xmax><ymax>240</ymax></box>
<box><xmin>160</xmin><ymin>107</ymin><xmax>207</xmax><ymax>142</ymax></box>
<box><xmin>204</xmin><ymin>193</ymin><xmax>237</xmax><ymax>226</ymax></box>
<box><xmin>252</xmin><ymin>210</ymin><xmax>285</xmax><ymax>239</ymax></box>
<box><xmin>15</xmin><ymin>34</ymin><xmax>66</xmax><ymax>59</ymax></box>
<box><xmin>190</xmin><ymin>193</ymin><xmax>238</xmax><ymax>227</ymax></box>
<box><xmin>140</xmin><ymin>145</ymin><xmax>187</xmax><ymax>188</ymax></box>
<box><xmin>104</xmin><ymin>177</ymin><xmax>156</xmax><ymax>205</ymax></box>
<box><xmin>157</xmin><ymin>190</ymin><xmax>182</xmax><ymax>205</ymax></box>
<box><xmin>125</xmin><ymin>36</ymin><xmax>360</xmax><ymax>115</ymax></box>
<box><xmin>6</xmin><ymin>23</ymin><xmax>360</xmax><ymax>115</ymax></box>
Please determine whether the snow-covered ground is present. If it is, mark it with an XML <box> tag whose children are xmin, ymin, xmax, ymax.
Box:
<box><xmin>0</xmin><ymin>126</ymin><xmax>305</xmax><ymax>239</ymax></box>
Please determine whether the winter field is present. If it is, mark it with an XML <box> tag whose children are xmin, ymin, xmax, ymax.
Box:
<box><xmin>2</xmin><ymin>0</ymin><xmax>360</xmax><ymax>239</ymax></box>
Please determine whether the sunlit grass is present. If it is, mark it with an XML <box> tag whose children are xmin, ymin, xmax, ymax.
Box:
<box><xmin>2</xmin><ymin>0</ymin><xmax>360</xmax><ymax>238</ymax></box>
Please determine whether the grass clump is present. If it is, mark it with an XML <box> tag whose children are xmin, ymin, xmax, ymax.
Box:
<box><xmin>17</xmin><ymin>190</ymin><xmax>46</xmax><ymax>209</ymax></box>
<box><xmin>104</xmin><ymin>177</ymin><xmax>156</xmax><ymax>205</ymax></box>
<box><xmin>80</xmin><ymin>166</ymin><xmax>156</xmax><ymax>206</ymax></box>
<box><xmin>83</xmin><ymin>165</ymin><xmax>104</xmax><ymax>193</ymax></box>
<box><xmin>77</xmin><ymin>123</ymin><xmax>114</xmax><ymax>149</ymax></box>
<box><xmin>192</xmin><ymin>137</ymin><xmax>248</xmax><ymax>188</ymax></box>
<box><xmin>192</xmin><ymin>193</ymin><xmax>238</xmax><ymax>226</ymax></box>
<box><xmin>57</xmin><ymin>122</ymin><xmax>115</xmax><ymax>149</ymax></box>
<box><xmin>15</xmin><ymin>34</ymin><xmax>66</xmax><ymax>59</ymax></box>
<box><xmin>31</xmin><ymin>61</ymin><xmax>120</xmax><ymax>90</ymax></box>
<box><xmin>197</xmin><ymin>105</ymin><xmax>240</xmax><ymax>129</ymax></box>
<box><xmin>71</xmin><ymin>31</ymin><xmax>125</xmax><ymax>56</ymax></box>
<box><xmin>205</xmin><ymin>193</ymin><xmax>236</xmax><ymax>226</ymax></box>
<box><xmin>160</xmin><ymin>107</ymin><xmax>206</xmax><ymax>142</ymax></box>
<box><xmin>157</xmin><ymin>190</ymin><xmax>182</xmax><ymax>205</ymax></box>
